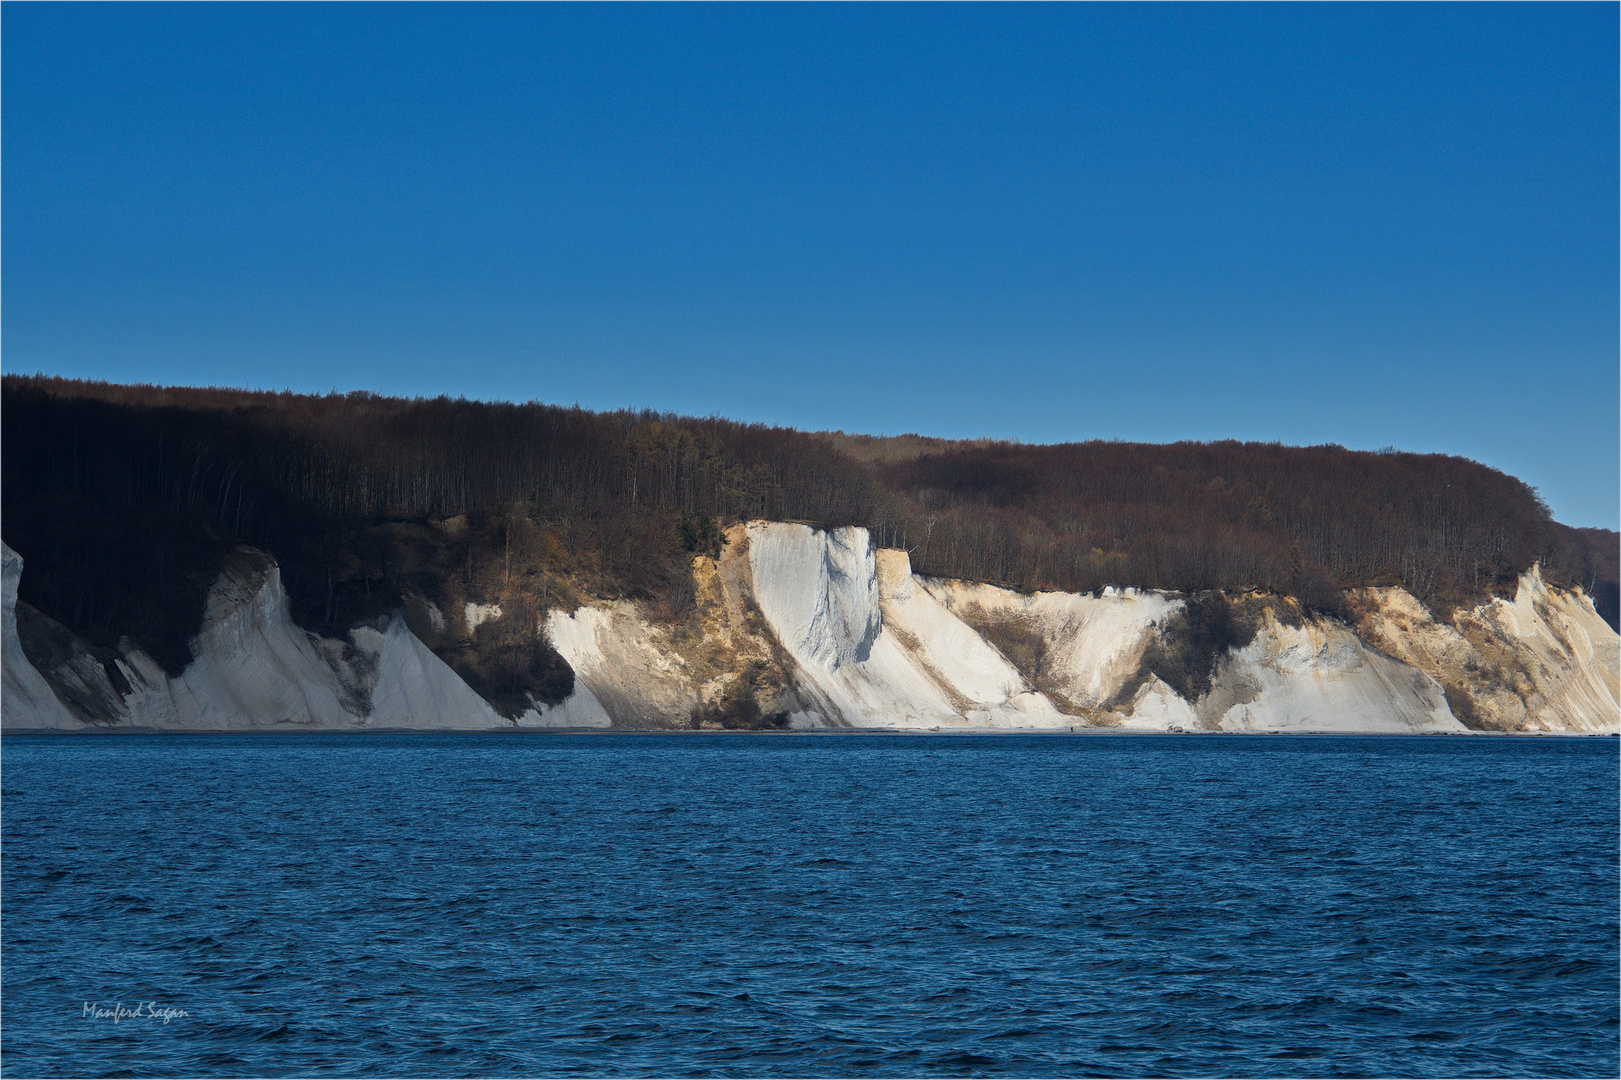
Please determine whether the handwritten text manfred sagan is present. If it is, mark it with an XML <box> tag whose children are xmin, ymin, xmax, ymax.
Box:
<box><xmin>82</xmin><ymin>1001</ymin><xmax>190</xmax><ymax>1024</ymax></box>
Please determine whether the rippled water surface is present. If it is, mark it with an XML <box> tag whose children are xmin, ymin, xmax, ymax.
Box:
<box><xmin>3</xmin><ymin>733</ymin><xmax>1617</xmax><ymax>1078</ymax></box>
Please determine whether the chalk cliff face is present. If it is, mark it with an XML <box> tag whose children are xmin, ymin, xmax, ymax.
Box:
<box><xmin>922</xmin><ymin>578</ymin><xmax>1181</xmax><ymax>718</ymax></box>
<box><xmin>1188</xmin><ymin>615</ymin><xmax>1460</xmax><ymax>733</ymax></box>
<box><xmin>3</xmin><ymin>544</ymin><xmax>80</xmax><ymax>729</ymax></box>
<box><xmin>5</xmin><ymin>527</ymin><xmax>1617</xmax><ymax>734</ymax></box>
<box><xmin>1349</xmin><ymin>566</ymin><xmax>1619</xmax><ymax>733</ymax></box>
<box><xmin>919</xmin><ymin>573</ymin><xmax>1463</xmax><ymax>733</ymax></box>
<box><xmin>745</xmin><ymin>523</ymin><xmax>1064</xmax><ymax>728</ymax></box>
<box><xmin>1</xmin><ymin>542</ymin><xmax>605</xmax><ymax>731</ymax></box>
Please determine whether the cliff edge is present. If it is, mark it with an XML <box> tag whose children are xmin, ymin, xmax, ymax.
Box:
<box><xmin>6</xmin><ymin>526</ymin><xmax>1615</xmax><ymax>734</ymax></box>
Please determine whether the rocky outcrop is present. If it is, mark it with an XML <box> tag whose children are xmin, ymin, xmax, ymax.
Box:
<box><xmin>924</xmin><ymin>578</ymin><xmax>1181</xmax><ymax>718</ymax></box>
<box><xmin>540</xmin><ymin>523</ymin><xmax>811</xmax><ymax>728</ymax></box>
<box><xmin>518</xmin><ymin>523</ymin><xmax>1608</xmax><ymax>733</ymax></box>
<box><xmin>1184</xmin><ymin>613</ymin><xmax>1460</xmax><ymax>733</ymax></box>
<box><xmin>1349</xmin><ymin>566</ymin><xmax>1619</xmax><ymax>732</ymax></box>
<box><xmin>1</xmin><ymin>542</ymin><xmax>606</xmax><ymax>731</ymax></box>
<box><xmin>3</xmin><ymin>544</ymin><xmax>83</xmax><ymax>729</ymax></box>
<box><xmin>545</xmin><ymin>602</ymin><xmax>701</xmax><ymax>727</ymax></box>
<box><xmin>926</xmin><ymin>573</ymin><xmax>1461</xmax><ymax>733</ymax></box>
<box><xmin>746</xmin><ymin>524</ymin><xmax>1064</xmax><ymax>728</ymax></box>
<box><xmin>6</xmin><ymin>527</ymin><xmax>1617</xmax><ymax>734</ymax></box>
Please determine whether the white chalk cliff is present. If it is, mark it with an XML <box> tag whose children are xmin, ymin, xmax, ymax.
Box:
<box><xmin>923</xmin><ymin>576</ymin><xmax>1461</xmax><ymax>733</ymax></box>
<box><xmin>4</xmin><ymin>526</ymin><xmax>1617</xmax><ymax>734</ymax></box>
<box><xmin>1</xmin><ymin>542</ymin><xmax>606</xmax><ymax>731</ymax></box>
<box><xmin>1350</xmin><ymin>565</ymin><xmax>1619</xmax><ymax>733</ymax></box>
<box><xmin>744</xmin><ymin>523</ymin><xmax>1065</xmax><ymax>728</ymax></box>
<box><xmin>2</xmin><ymin>544</ymin><xmax>80</xmax><ymax>729</ymax></box>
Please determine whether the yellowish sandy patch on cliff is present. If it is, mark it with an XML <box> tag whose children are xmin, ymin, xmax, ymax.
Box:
<box><xmin>1349</xmin><ymin>566</ymin><xmax>1619</xmax><ymax>732</ymax></box>
<box><xmin>543</xmin><ymin>523</ymin><xmax>800</xmax><ymax>728</ymax></box>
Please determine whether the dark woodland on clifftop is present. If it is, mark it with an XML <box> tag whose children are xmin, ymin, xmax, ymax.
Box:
<box><xmin>4</xmin><ymin>376</ymin><xmax>1616</xmax><ymax>691</ymax></box>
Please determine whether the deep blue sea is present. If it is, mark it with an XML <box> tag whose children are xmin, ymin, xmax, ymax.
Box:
<box><xmin>2</xmin><ymin>733</ymin><xmax>1616</xmax><ymax>1078</ymax></box>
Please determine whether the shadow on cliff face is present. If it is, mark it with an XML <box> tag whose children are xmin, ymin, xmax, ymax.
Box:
<box><xmin>403</xmin><ymin>585</ymin><xmax>576</xmax><ymax>720</ymax></box>
<box><xmin>1110</xmin><ymin>593</ymin><xmax>1319</xmax><ymax>706</ymax></box>
<box><xmin>1592</xmin><ymin>580</ymin><xmax>1619</xmax><ymax>631</ymax></box>
<box><xmin>1140</xmin><ymin>596</ymin><xmax>1259</xmax><ymax>702</ymax></box>
<box><xmin>450</xmin><ymin>629</ymin><xmax>576</xmax><ymax>720</ymax></box>
<box><xmin>12</xmin><ymin>601</ymin><xmax>132</xmax><ymax>724</ymax></box>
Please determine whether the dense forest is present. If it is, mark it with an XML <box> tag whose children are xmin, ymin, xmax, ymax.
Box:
<box><xmin>4</xmin><ymin>376</ymin><xmax>1615</xmax><ymax>689</ymax></box>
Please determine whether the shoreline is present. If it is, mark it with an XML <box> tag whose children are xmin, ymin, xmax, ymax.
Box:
<box><xmin>3</xmin><ymin>726</ymin><xmax>1613</xmax><ymax>738</ymax></box>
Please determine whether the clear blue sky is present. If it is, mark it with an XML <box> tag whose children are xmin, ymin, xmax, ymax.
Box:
<box><xmin>5</xmin><ymin>3</ymin><xmax>1616</xmax><ymax>527</ymax></box>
